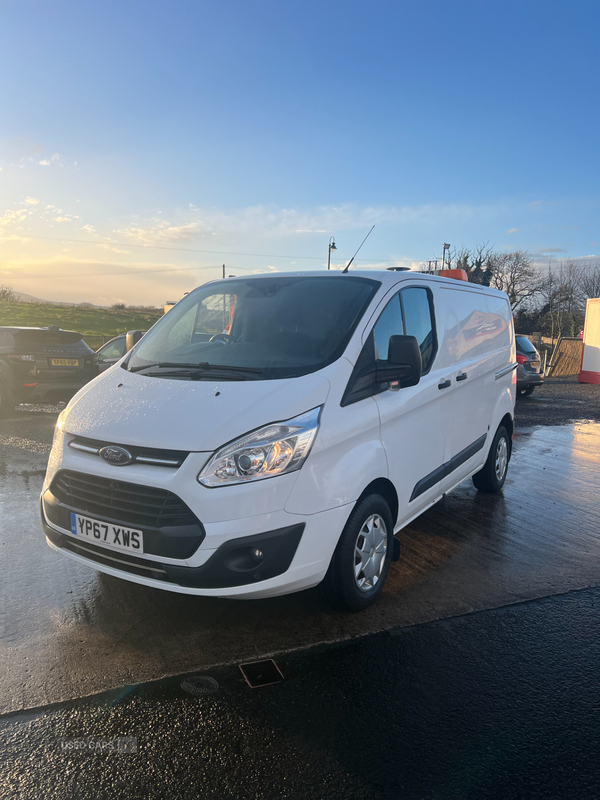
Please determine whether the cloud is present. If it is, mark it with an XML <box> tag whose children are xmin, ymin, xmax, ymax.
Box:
<box><xmin>0</xmin><ymin>254</ymin><xmax>217</xmax><ymax>306</ymax></box>
<box><xmin>116</xmin><ymin>220</ymin><xmax>202</xmax><ymax>245</ymax></box>
<box><xmin>527</xmin><ymin>200</ymin><xmax>557</xmax><ymax>209</ymax></box>
<box><xmin>25</xmin><ymin>197</ymin><xmax>40</xmax><ymax>205</ymax></box>
<box><xmin>39</xmin><ymin>153</ymin><xmax>63</xmax><ymax>167</ymax></box>
<box><xmin>82</xmin><ymin>224</ymin><xmax>97</xmax><ymax>234</ymax></box>
<box><xmin>536</xmin><ymin>246</ymin><xmax>567</xmax><ymax>253</ymax></box>
<box><xmin>54</xmin><ymin>217</ymin><xmax>70</xmax><ymax>222</ymax></box>
<box><xmin>118</xmin><ymin>202</ymin><xmax>488</xmax><ymax>246</ymax></box>
<box><xmin>506</xmin><ymin>227</ymin><xmax>519</xmax><ymax>234</ymax></box>
<box><xmin>0</xmin><ymin>208</ymin><xmax>30</xmax><ymax>229</ymax></box>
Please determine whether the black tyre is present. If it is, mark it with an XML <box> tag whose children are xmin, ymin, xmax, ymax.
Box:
<box><xmin>322</xmin><ymin>494</ymin><xmax>394</xmax><ymax>612</ymax></box>
<box><xmin>0</xmin><ymin>381</ymin><xmax>16</xmax><ymax>419</ymax></box>
<box><xmin>472</xmin><ymin>424</ymin><xmax>510</xmax><ymax>493</ymax></box>
<box><xmin>518</xmin><ymin>385</ymin><xmax>535</xmax><ymax>397</ymax></box>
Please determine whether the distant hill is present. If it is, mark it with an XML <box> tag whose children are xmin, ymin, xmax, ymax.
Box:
<box><xmin>0</xmin><ymin>301</ymin><xmax>163</xmax><ymax>349</ymax></box>
<box><xmin>12</xmin><ymin>290</ymin><xmax>102</xmax><ymax>308</ymax></box>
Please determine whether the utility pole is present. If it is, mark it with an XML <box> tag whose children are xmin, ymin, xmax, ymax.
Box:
<box><xmin>222</xmin><ymin>265</ymin><xmax>226</xmax><ymax>329</ymax></box>
<box><xmin>442</xmin><ymin>243</ymin><xmax>451</xmax><ymax>270</ymax></box>
<box><xmin>327</xmin><ymin>237</ymin><xmax>337</xmax><ymax>270</ymax></box>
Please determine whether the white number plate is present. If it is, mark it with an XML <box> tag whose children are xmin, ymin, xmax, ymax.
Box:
<box><xmin>69</xmin><ymin>512</ymin><xmax>144</xmax><ymax>554</ymax></box>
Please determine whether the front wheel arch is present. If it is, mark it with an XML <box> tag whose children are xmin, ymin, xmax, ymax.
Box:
<box><xmin>355</xmin><ymin>477</ymin><xmax>399</xmax><ymax>527</ymax></box>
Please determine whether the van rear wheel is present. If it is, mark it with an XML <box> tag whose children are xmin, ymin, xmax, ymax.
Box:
<box><xmin>322</xmin><ymin>494</ymin><xmax>394</xmax><ymax>612</ymax></box>
<box><xmin>472</xmin><ymin>425</ymin><xmax>510</xmax><ymax>493</ymax></box>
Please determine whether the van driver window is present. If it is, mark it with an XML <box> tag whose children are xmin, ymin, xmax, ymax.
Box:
<box><xmin>373</xmin><ymin>294</ymin><xmax>403</xmax><ymax>360</ymax></box>
<box><xmin>400</xmin><ymin>287</ymin><xmax>436</xmax><ymax>372</ymax></box>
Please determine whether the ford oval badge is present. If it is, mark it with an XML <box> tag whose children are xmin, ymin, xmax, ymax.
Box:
<box><xmin>99</xmin><ymin>445</ymin><xmax>134</xmax><ymax>466</ymax></box>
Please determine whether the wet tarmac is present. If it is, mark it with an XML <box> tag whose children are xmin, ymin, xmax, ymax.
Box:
<box><xmin>2</xmin><ymin>406</ymin><xmax>600</xmax><ymax>715</ymax></box>
<box><xmin>2</xmin><ymin>587</ymin><xmax>600</xmax><ymax>800</ymax></box>
<box><xmin>515</xmin><ymin>374</ymin><xmax>600</xmax><ymax>426</ymax></box>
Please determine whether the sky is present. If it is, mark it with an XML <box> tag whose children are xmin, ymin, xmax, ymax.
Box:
<box><xmin>1</xmin><ymin>0</ymin><xmax>599</xmax><ymax>306</ymax></box>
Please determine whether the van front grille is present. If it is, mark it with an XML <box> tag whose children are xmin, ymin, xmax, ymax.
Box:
<box><xmin>68</xmin><ymin>436</ymin><xmax>189</xmax><ymax>468</ymax></box>
<box><xmin>60</xmin><ymin>536</ymin><xmax>173</xmax><ymax>582</ymax></box>
<box><xmin>50</xmin><ymin>470</ymin><xmax>198</xmax><ymax>528</ymax></box>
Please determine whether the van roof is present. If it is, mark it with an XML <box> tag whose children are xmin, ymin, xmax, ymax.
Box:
<box><xmin>221</xmin><ymin>270</ymin><xmax>509</xmax><ymax>300</ymax></box>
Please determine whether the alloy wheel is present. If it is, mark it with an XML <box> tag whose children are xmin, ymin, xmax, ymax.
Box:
<box><xmin>354</xmin><ymin>514</ymin><xmax>388</xmax><ymax>592</ymax></box>
<box><xmin>495</xmin><ymin>436</ymin><xmax>508</xmax><ymax>482</ymax></box>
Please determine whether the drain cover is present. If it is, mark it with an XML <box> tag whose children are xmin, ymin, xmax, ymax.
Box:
<box><xmin>180</xmin><ymin>675</ymin><xmax>220</xmax><ymax>696</ymax></box>
<box><xmin>239</xmin><ymin>659</ymin><xmax>284</xmax><ymax>688</ymax></box>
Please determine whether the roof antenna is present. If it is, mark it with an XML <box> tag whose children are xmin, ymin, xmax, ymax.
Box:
<box><xmin>341</xmin><ymin>225</ymin><xmax>375</xmax><ymax>273</ymax></box>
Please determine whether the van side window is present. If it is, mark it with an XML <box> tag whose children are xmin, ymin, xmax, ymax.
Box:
<box><xmin>373</xmin><ymin>294</ymin><xmax>403</xmax><ymax>360</ymax></box>
<box><xmin>400</xmin><ymin>287</ymin><xmax>436</xmax><ymax>373</ymax></box>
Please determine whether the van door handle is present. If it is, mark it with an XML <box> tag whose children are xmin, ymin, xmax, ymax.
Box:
<box><xmin>456</xmin><ymin>372</ymin><xmax>468</xmax><ymax>382</ymax></box>
<box><xmin>438</xmin><ymin>379</ymin><xmax>451</xmax><ymax>390</ymax></box>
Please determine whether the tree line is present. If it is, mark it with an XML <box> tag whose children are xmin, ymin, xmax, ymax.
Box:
<box><xmin>435</xmin><ymin>245</ymin><xmax>600</xmax><ymax>339</ymax></box>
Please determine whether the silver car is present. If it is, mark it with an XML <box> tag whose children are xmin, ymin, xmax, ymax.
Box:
<box><xmin>516</xmin><ymin>335</ymin><xmax>544</xmax><ymax>396</ymax></box>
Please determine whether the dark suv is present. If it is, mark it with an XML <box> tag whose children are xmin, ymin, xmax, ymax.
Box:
<box><xmin>516</xmin><ymin>334</ymin><xmax>544</xmax><ymax>397</ymax></box>
<box><xmin>0</xmin><ymin>326</ymin><xmax>96</xmax><ymax>417</ymax></box>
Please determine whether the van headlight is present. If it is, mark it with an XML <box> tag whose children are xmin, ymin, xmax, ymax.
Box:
<box><xmin>52</xmin><ymin>407</ymin><xmax>68</xmax><ymax>447</ymax></box>
<box><xmin>198</xmin><ymin>407</ymin><xmax>321</xmax><ymax>487</ymax></box>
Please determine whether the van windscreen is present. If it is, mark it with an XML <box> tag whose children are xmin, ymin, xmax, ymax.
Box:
<box><xmin>127</xmin><ymin>276</ymin><xmax>380</xmax><ymax>380</ymax></box>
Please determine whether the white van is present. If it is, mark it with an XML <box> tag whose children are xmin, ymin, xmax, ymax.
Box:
<box><xmin>41</xmin><ymin>270</ymin><xmax>516</xmax><ymax>610</ymax></box>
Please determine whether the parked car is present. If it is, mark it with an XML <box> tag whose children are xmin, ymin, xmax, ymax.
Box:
<box><xmin>41</xmin><ymin>272</ymin><xmax>515</xmax><ymax>611</ymax></box>
<box><xmin>516</xmin><ymin>335</ymin><xmax>544</xmax><ymax>396</ymax></box>
<box><xmin>0</xmin><ymin>326</ymin><xmax>95</xmax><ymax>417</ymax></box>
<box><xmin>94</xmin><ymin>331</ymin><xmax>145</xmax><ymax>373</ymax></box>
<box><xmin>95</xmin><ymin>334</ymin><xmax>127</xmax><ymax>373</ymax></box>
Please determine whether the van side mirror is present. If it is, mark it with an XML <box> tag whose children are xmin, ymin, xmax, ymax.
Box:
<box><xmin>126</xmin><ymin>330</ymin><xmax>144</xmax><ymax>351</ymax></box>
<box><xmin>376</xmin><ymin>335</ymin><xmax>422</xmax><ymax>388</ymax></box>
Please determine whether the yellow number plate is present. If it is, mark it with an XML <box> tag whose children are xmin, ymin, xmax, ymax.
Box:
<box><xmin>51</xmin><ymin>358</ymin><xmax>81</xmax><ymax>367</ymax></box>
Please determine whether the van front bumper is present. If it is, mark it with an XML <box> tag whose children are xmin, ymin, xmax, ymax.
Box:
<box><xmin>41</xmin><ymin>495</ymin><xmax>351</xmax><ymax>599</ymax></box>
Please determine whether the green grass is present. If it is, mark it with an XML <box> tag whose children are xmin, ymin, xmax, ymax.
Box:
<box><xmin>0</xmin><ymin>302</ymin><xmax>163</xmax><ymax>350</ymax></box>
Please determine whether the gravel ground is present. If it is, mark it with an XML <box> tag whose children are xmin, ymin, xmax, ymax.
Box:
<box><xmin>515</xmin><ymin>375</ymin><xmax>600</xmax><ymax>427</ymax></box>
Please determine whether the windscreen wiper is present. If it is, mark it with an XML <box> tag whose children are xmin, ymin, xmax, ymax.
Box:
<box><xmin>128</xmin><ymin>361</ymin><xmax>262</xmax><ymax>375</ymax></box>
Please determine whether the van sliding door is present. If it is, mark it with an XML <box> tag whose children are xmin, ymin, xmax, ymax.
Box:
<box><xmin>438</xmin><ymin>287</ymin><xmax>507</xmax><ymax>488</ymax></box>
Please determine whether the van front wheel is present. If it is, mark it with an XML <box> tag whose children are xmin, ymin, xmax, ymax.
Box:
<box><xmin>322</xmin><ymin>494</ymin><xmax>394</xmax><ymax>612</ymax></box>
<box><xmin>472</xmin><ymin>425</ymin><xmax>510</xmax><ymax>493</ymax></box>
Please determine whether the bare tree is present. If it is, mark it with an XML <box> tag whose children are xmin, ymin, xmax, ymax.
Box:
<box><xmin>537</xmin><ymin>260</ymin><xmax>586</xmax><ymax>338</ymax></box>
<box><xmin>487</xmin><ymin>251</ymin><xmax>541</xmax><ymax>312</ymax></box>
<box><xmin>0</xmin><ymin>285</ymin><xmax>16</xmax><ymax>302</ymax></box>
<box><xmin>579</xmin><ymin>261</ymin><xmax>600</xmax><ymax>300</ymax></box>
<box><xmin>448</xmin><ymin>243</ymin><xmax>494</xmax><ymax>285</ymax></box>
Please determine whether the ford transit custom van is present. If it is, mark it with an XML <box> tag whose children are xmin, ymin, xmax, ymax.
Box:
<box><xmin>40</xmin><ymin>271</ymin><xmax>516</xmax><ymax>610</ymax></box>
